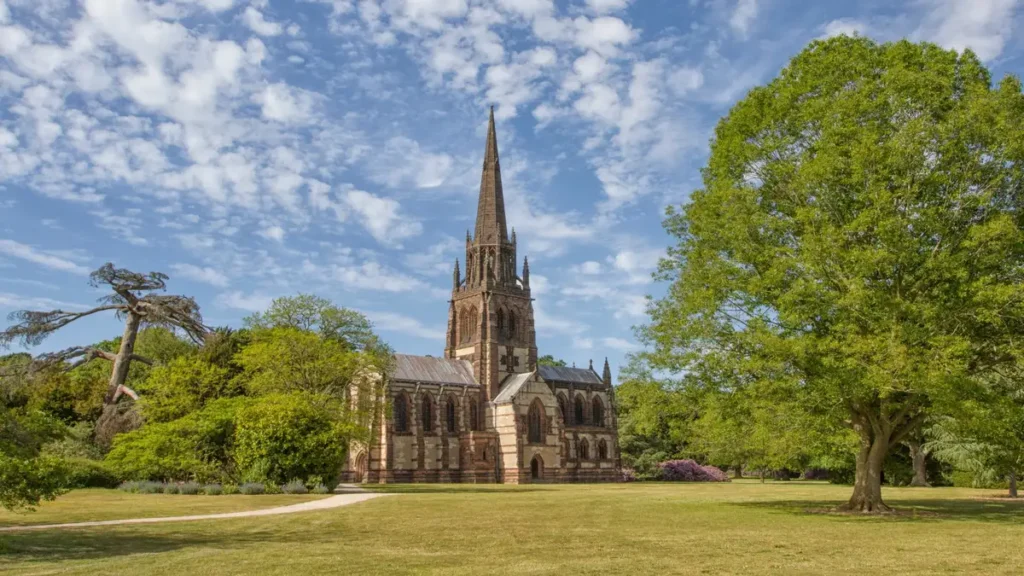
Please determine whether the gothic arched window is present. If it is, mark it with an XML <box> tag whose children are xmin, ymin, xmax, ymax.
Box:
<box><xmin>421</xmin><ymin>393</ymin><xmax>434</xmax><ymax>433</ymax></box>
<box><xmin>598</xmin><ymin>439</ymin><xmax>608</xmax><ymax>460</ymax></box>
<box><xmin>592</xmin><ymin>397</ymin><xmax>605</xmax><ymax>427</ymax></box>
<box><xmin>556</xmin><ymin>394</ymin><xmax>567</xmax><ymax>424</ymax></box>
<box><xmin>574</xmin><ymin>395</ymin><xmax>585</xmax><ymax>425</ymax></box>
<box><xmin>528</xmin><ymin>401</ymin><xmax>543</xmax><ymax>443</ymax></box>
<box><xmin>468</xmin><ymin>399</ymin><xmax>480</xmax><ymax>431</ymax></box>
<box><xmin>508</xmin><ymin>310</ymin><xmax>517</xmax><ymax>339</ymax></box>
<box><xmin>497</xmin><ymin>308</ymin><xmax>505</xmax><ymax>337</ymax></box>
<box><xmin>446</xmin><ymin>396</ymin><xmax>457</xmax><ymax>433</ymax></box>
<box><xmin>579</xmin><ymin>438</ymin><xmax>590</xmax><ymax>460</ymax></box>
<box><xmin>394</xmin><ymin>394</ymin><xmax>409</xmax><ymax>433</ymax></box>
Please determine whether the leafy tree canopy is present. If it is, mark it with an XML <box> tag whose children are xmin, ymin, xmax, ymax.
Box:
<box><xmin>244</xmin><ymin>294</ymin><xmax>374</xmax><ymax>351</ymax></box>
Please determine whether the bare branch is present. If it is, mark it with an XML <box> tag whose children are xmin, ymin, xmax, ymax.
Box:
<box><xmin>33</xmin><ymin>346</ymin><xmax>117</xmax><ymax>371</ymax></box>
<box><xmin>130</xmin><ymin>354</ymin><xmax>155</xmax><ymax>366</ymax></box>
<box><xmin>135</xmin><ymin>295</ymin><xmax>210</xmax><ymax>343</ymax></box>
<box><xmin>1</xmin><ymin>305</ymin><xmax>122</xmax><ymax>348</ymax></box>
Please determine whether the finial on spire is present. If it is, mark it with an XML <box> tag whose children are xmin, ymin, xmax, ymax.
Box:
<box><xmin>589</xmin><ymin>358</ymin><xmax>594</xmax><ymax>371</ymax></box>
<box><xmin>466</xmin><ymin>229</ymin><xmax>472</xmax><ymax>243</ymax></box>
<box><xmin>475</xmin><ymin>107</ymin><xmax>507</xmax><ymax>244</ymax></box>
<box><xmin>511</xmin><ymin>227</ymin><xmax>516</xmax><ymax>245</ymax></box>
<box><xmin>522</xmin><ymin>256</ymin><xmax>530</xmax><ymax>287</ymax></box>
<box><xmin>602</xmin><ymin>357</ymin><xmax>612</xmax><ymax>386</ymax></box>
<box><xmin>453</xmin><ymin>258</ymin><xmax>461</xmax><ymax>291</ymax></box>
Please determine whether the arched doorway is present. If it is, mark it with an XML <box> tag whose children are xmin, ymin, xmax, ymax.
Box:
<box><xmin>530</xmin><ymin>455</ymin><xmax>544</xmax><ymax>482</ymax></box>
<box><xmin>353</xmin><ymin>451</ymin><xmax>368</xmax><ymax>483</ymax></box>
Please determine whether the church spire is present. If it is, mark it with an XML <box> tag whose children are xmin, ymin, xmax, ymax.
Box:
<box><xmin>474</xmin><ymin>106</ymin><xmax>508</xmax><ymax>245</ymax></box>
<box><xmin>453</xmin><ymin>258</ymin><xmax>460</xmax><ymax>291</ymax></box>
<box><xmin>603</xmin><ymin>357</ymin><xmax>612</xmax><ymax>386</ymax></box>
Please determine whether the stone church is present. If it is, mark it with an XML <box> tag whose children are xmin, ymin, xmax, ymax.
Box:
<box><xmin>342</xmin><ymin>109</ymin><xmax>621</xmax><ymax>484</ymax></box>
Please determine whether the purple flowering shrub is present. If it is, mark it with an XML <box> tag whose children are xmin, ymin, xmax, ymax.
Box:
<box><xmin>658</xmin><ymin>459</ymin><xmax>730</xmax><ymax>482</ymax></box>
<box><xmin>620</xmin><ymin>468</ymin><xmax>637</xmax><ymax>482</ymax></box>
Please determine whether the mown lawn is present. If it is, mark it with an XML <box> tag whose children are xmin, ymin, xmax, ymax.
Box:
<box><xmin>1</xmin><ymin>481</ymin><xmax>1022</xmax><ymax>575</ymax></box>
<box><xmin>0</xmin><ymin>489</ymin><xmax>328</xmax><ymax>527</ymax></box>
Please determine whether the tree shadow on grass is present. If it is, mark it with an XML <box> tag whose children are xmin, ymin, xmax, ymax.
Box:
<box><xmin>732</xmin><ymin>497</ymin><xmax>1024</xmax><ymax>524</ymax></box>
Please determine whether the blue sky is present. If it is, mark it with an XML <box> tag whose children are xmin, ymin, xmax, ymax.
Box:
<box><xmin>1</xmin><ymin>0</ymin><xmax>1023</xmax><ymax>380</ymax></box>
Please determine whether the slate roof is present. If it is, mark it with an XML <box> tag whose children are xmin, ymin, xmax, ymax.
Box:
<box><xmin>493</xmin><ymin>372</ymin><xmax>534</xmax><ymax>404</ymax></box>
<box><xmin>536</xmin><ymin>365</ymin><xmax>605</xmax><ymax>386</ymax></box>
<box><xmin>392</xmin><ymin>354</ymin><xmax>479</xmax><ymax>386</ymax></box>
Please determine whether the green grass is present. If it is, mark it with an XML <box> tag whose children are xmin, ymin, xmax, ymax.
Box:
<box><xmin>1</xmin><ymin>481</ymin><xmax>1022</xmax><ymax>575</ymax></box>
<box><xmin>0</xmin><ymin>489</ymin><xmax>328</xmax><ymax>527</ymax></box>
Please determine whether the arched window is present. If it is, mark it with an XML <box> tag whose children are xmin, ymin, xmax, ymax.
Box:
<box><xmin>579</xmin><ymin>438</ymin><xmax>590</xmax><ymax>460</ymax></box>
<box><xmin>556</xmin><ymin>394</ymin><xmax>567</xmax><ymax>424</ymax></box>
<box><xmin>508</xmin><ymin>310</ymin><xmax>517</xmax><ymax>339</ymax></box>
<box><xmin>421</xmin><ymin>393</ymin><xmax>434</xmax><ymax>433</ymax></box>
<box><xmin>394</xmin><ymin>394</ymin><xmax>409</xmax><ymax>432</ymax></box>
<box><xmin>592</xmin><ymin>397</ymin><xmax>604</xmax><ymax>427</ymax></box>
<box><xmin>528</xmin><ymin>402</ymin><xmax>543</xmax><ymax>443</ymax></box>
<box><xmin>598</xmin><ymin>439</ymin><xmax>608</xmax><ymax>460</ymax></box>
<box><xmin>574</xmin><ymin>395</ymin><xmax>585</xmax><ymax>425</ymax></box>
<box><xmin>468</xmin><ymin>399</ymin><xmax>480</xmax><ymax>431</ymax></box>
<box><xmin>497</xmin><ymin>308</ymin><xmax>505</xmax><ymax>336</ymax></box>
<box><xmin>446</xmin><ymin>396</ymin><xmax>457</xmax><ymax>433</ymax></box>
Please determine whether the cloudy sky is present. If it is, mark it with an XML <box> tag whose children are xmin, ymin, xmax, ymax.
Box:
<box><xmin>1</xmin><ymin>0</ymin><xmax>1022</xmax><ymax>379</ymax></box>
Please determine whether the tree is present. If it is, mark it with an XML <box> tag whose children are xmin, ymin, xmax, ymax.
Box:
<box><xmin>244</xmin><ymin>294</ymin><xmax>374</xmax><ymax>350</ymax></box>
<box><xmin>639</xmin><ymin>38</ymin><xmax>1024</xmax><ymax>512</ymax></box>
<box><xmin>537</xmin><ymin>355</ymin><xmax>567</xmax><ymax>367</ymax></box>
<box><xmin>0</xmin><ymin>264</ymin><xmax>209</xmax><ymax>446</ymax></box>
<box><xmin>0</xmin><ymin>403</ymin><xmax>67</xmax><ymax>510</ymax></box>
<box><xmin>616</xmin><ymin>375</ymin><xmax>695</xmax><ymax>477</ymax></box>
<box><xmin>234</xmin><ymin>327</ymin><xmax>361</xmax><ymax>399</ymax></box>
<box><xmin>137</xmin><ymin>356</ymin><xmax>238</xmax><ymax>424</ymax></box>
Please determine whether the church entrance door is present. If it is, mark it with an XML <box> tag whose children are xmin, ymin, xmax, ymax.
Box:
<box><xmin>530</xmin><ymin>455</ymin><xmax>543</xmax><ymax>482</ymax></box>
<box><xmin>354</xmin><ymin>452</ymin><xmax>367</xmax><ymax>483</ymax></box>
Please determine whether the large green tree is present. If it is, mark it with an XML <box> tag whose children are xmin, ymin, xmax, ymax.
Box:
<box><xmin>244</xmin><ymin>294</ymin><xmax>374</xmax><ymax>350</ymax></box>
<box><xmin>640</xmin><ymin>37</ymin><xmax>1024</xmax><ymax>511</ymax></box>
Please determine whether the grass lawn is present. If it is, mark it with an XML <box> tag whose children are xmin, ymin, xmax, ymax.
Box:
<box><xmin>1</xmin><ymin>481</ymin><xmax>1022</xmax><ymax>575</ymax></box>
<box><xmin>0</xmin><ymin>489</ymin><xmax>328</xmax><ymax>527</ymax></box>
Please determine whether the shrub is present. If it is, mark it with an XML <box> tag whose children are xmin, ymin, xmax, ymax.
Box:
<box><xmin>264</xmin><ymin>482</ymin><xmax>283</xmax><ymax>495</ymax></box>
<box><xmin>238</xmin><ymin>482</ymin><xmax>265</xmax><ymax>495</ymax></box>
<box><xmin>312</xmin><ymin>483</ymin><xmax>331</xmax><ymax>494</ymax></box>
<box><xmin>105</xmin><ymin>398</ymin><xmax>247</xmax><ymax>483</ymax></box>
<box><xmin>179</xmin><ymin>482</ymin><xmax>202</xmax><ymax>495</ymax></box>
<box><xmin>233</xmin><ymin>393</ymin><xmax>350</xmax><ymax>485</ymax></box>
<box><xmin>164</xmin><ymin>483</ymin><xmax>180</xmax><ymax>494</ymax></box>
<box><xmin>204</xmin><ymin>483</ymin><xmax>223</xmax><ymax>495</ymax></box>
<box><xmin>137</xmin><ymin>481</ymin><xmax>166</xmax><ymax>494</ymax></box>
<box><xmin>282</xmin><ymin>479</ymin><xmax>308</xmax><ymax>494</ymax></box>
<box><xmin>620</xmin><ymin>468</ymin><xmax>637</xmax><ymax>482</ymax></box>
<box><xmin>658</xmin><ymin>460</ymin><xmax>730</xmax><ymax>482</ymax></box>
<box><xmin>65</xmin><ymin>458</ymin><xmax>120</xmax><ymax>488</ymax></box>
<box><xmin>118</xmin><ymin>481</ymin><xmax>142</xmax><ymax>493</ymax></box>
<box><xmin>223</xmin><ymin>484</ymin><xmax>239</xmax><ymax>495</ymax></box>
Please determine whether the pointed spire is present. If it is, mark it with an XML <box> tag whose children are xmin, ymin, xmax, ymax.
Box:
<box><xmin>602</xmin><ymin>357</ymin><xmax>612</xmax><ymax>386</ymax></box>
<box><xmin>589</xmin><ymin>358</ymin><xmax>594</xmax><ymax>371</ymax></box>
<box><xmin>453</xmin><ymin>258</ymin><xmax>461</xmax><ymax>291</ymax></box>
<box><xmin>474</xmin><ymin>106</ymin><xmax>508</xmax><ymax>245</ymax></box>
<box><xmin>522</xmin><ymin>256</ymin><xmax>530</xmax><ymax>287</ymax></box>
<box><xmin>466</xmin><ymin>229</ymin><xmax>472</xmax><ymax>243</ymax></box>
<box><xmin>511</xmin><ymin>227</ymin><xmax>516</xmax><ymax>245</ymax></box>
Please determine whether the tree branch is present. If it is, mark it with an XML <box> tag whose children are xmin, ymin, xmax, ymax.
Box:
<box><xmin>1</xmin><ymin>305</ymin><xmax>123</xmax><ymax>348</ymax></box>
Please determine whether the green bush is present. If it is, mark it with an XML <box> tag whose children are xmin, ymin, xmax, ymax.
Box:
<box><xmin>282</xmin><ymin>479</ymin><xmax>308</xmax><ymax>494</ymax></box>
<box><xmin>179</xmin><ymin>482</ymin><xmax>202</xmax><ymax>495</ymax></box>
<box><xmin>233</xmin><ymin>394</ymin><xmax>350</xmax><ymax>485</ymax></box>
<box><xmin>222</xmin><ymin>484</ymin><xmax>239</xmax><ymax>495</ymax></box>
<box><xmin>203</xmin><ymin>484</ymin><xmax>223</xmax><ymax>495</ymax></box>
<box><xmin>312</xmin><ymin>483</ymin><xmax>331</xmax><ymax>494</ymax></box>
<box><xmin>137</xmin><ymin>481</ymin><xmax>165</xmax><ymax>494</ymax></box>
<box><xmin>164</xmin><ymin>483</ymin><xmax>180</xmax><ymax>494</ymax></box>
<box><xmin>238</xmin><ymin>482</ymin><xmax>265</xmax><ymax>495</ymax></box>
<box><xmin>105</xmin><ymin>397</ymin><xmax>248</xmax><ymax>483</ymax></box>
<box><xmin>64</xmin><ymin>458</ymin><xmax>120</xmax><ymax>488</ymax></box>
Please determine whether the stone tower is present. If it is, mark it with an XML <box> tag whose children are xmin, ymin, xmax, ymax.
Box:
<box><xmin>445</xmin><ymin>108</ymin><xmax>537</xmax><ymax>401</ymax></box>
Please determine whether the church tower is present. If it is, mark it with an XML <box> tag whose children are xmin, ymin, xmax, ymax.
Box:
<box><xmin>445</xmin><ymin>108</ymin><xmax>537</xmax><ymax>401</ymax></box>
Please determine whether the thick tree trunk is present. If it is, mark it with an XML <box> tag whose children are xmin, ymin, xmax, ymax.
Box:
<box><xmin>95</xmin><ymin>311</ymin><xmax>142</xmax><ymax>449</ymax></box>
<box><xmin>908</xmin><ymin>440</ymin><xmax>930</xmax><ymax>487</ymax></box>
<box><xmin>733</xmin><ymin>465</ymin><xmax>743</xmax><ymax>479</ymax></box>
<box><xmin>1010</xmin><ymin>471</ymin><xmax>1018</xmax><ymax>498</ymax></box>
<box><xmin>841</xmin><ymin>425</ymin><xmax>892</xmax><ymax>513</ymax></box>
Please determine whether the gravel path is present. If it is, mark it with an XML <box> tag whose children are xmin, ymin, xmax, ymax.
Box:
<box><xmin>0</xmin><ymin>486</ymin><xmax>389</xmax><ymax>532</ymax></box>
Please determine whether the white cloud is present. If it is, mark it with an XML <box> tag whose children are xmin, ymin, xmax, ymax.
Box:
<box><xmin>914</xmin><ymin>0</ymin><xmax>1020</xmax><ymax>61</ymax></box>
<box><xmin>367</xmin><ymin>137</ymin><xmax>454</xmax><ymax>189</ymax></box>
<box><xmin>170</xmin><ymin>263</ymin><xmax>230</xmax><ymax>287</ymax></box>
<box><xmin>0</xmin><ymin>0</ymin><xmax>9</xmax><ymax>24</ymax></box>
<box><xmin>0</xmin><ymin>239</ymin><xmax>90</xmax><ymax>274</ymax></box>
<box><xmin>257</xmin><ymin>83</ymin><xmax>314</xmax><ymax>123</ymax></box>
<box><xmin>365</xmin><ymin>310</ymin><xmax>444</xmax><ymax>340</ymax></box>
<box><xmin>217</xmin><ymin>290</ymin><xmax>274</xmax><ymax>313</ymax></box>
<box><xmin>0</xmin><ymin>292</ymin><xmax>88</xmax><ymax>311</ymax></box>
<box><xmin>819</xmin><ymin>18</ymin><xmax>868</xmax><ymax>39</ymax></box>
<box><xmin>602</xmin><ymin>336</ymin><xmax>639</xmax><ymax>352</ymax></box>
<box><xmin>668</xmin><ymin>66</ymin><xmax>704</xmax><ymax>96</ymax></box>
<box><xmin>343</xmin><ymin>189</ymin><xmax>423</xmax><ymax>245</ymax></box>
<box><xmin>609</xmin><ymin>248</ymin><xmax>662</xmax><ymax>284</ymax></box>
<box><xmin>585</xmin><ymin>0</ymin><xmax>632</xmax><ymax>14</ymax></box>
<box><xmin>242</xmin><ymin>7</ymin><xmax>283</xmax><ymax>36</ymax></box>
<box><xmin>729</xmin><ymin>0</ymin><xmax>759</xmax><ymax>37</ymax></box>
<box><xmin>258</xmin><ymin>225</ymin><xmax>286</xmax><ymax>242</ymax></box>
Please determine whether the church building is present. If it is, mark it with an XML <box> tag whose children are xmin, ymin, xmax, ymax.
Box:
<box><xmin>343</xmin><ymin>109</ymin><xmax>621</xmax><ymax>484</ymax></box>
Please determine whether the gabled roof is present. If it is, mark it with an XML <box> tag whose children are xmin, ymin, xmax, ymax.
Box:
<box><xmin>493</xmin><ymin>371</ymin><xmax>534</xmax><ymax>404</ymax></box>
<box><xmin>536</xmin><ymin>365</ymin><xmax>605</xmax><ymax>386</ymax></box>
<box><xmin>392</xmin><ymin>354</ymin><xmax>479</xmax><ymax>386</ymax></box>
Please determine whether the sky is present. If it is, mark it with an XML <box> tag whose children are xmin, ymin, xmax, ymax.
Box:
<box><xmin>1</xmin><ymin>0</ymin><xmax>1023</xmax><ymax>381</ymax></box>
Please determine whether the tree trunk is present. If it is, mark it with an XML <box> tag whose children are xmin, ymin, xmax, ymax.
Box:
<box><xmin>733</xmin><ymin>465</ymin><xmax>743</xmax><ymax>479</ymax></box>
<box><xmin>908</xmin><ymin>440</ymin><xmax>930</xmax><ymax>487</ymax></box>
<box><xmin>841</xmin><ymin>426</ymin><xmax>892</xmax><ymax>513</ymax></box>
<box><xmin>1010</xmin><ymin>471</ymin><xmax>1018</xmax><ymax>498</ymax></box>
<box><xmin>95</xmin><ymin>311</ymin><xmax>142</xmax><ymax>449</ymax></box>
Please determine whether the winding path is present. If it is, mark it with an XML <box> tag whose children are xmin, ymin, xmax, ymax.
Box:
<box><xmin>0</xmin><ymin>486</ymin><xmax>389</xmax><ymax>533</ymax></box>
